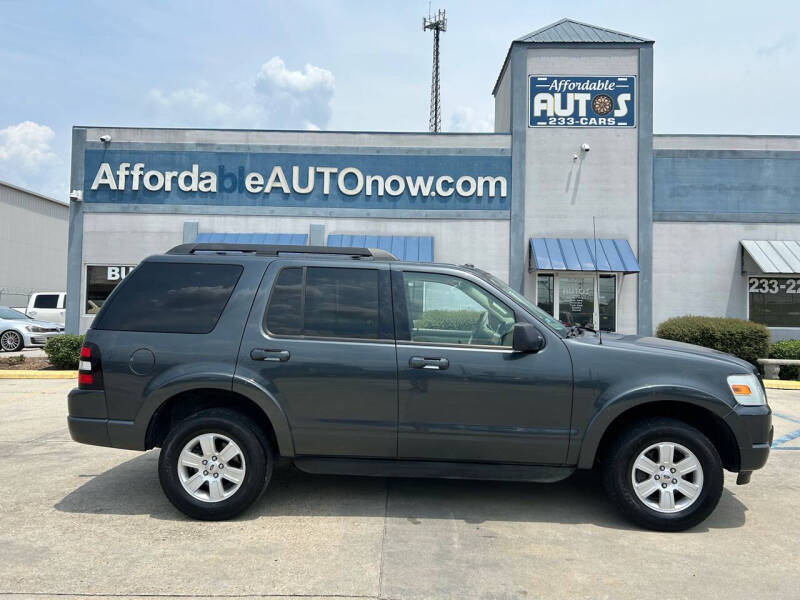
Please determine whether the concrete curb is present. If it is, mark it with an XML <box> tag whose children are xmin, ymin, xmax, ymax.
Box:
<box><xmin>763</xmin><ymin>379</ymin><xmax>800</xmax><ymax>390</ymax></box>
<box><xmin>0</xmin><ymin>370</ymin><xmax>77</xmax><ymax>379</ymax></box>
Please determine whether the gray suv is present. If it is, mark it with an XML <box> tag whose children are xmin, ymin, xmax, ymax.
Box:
<box><xmin>68</xmin><ymin>244</ymin><xmax>772</xmax><ymax>531</ymax></box>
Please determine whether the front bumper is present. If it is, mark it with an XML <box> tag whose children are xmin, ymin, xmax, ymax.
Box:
<box><xmin>724</xmin><ymin>404</ymin><xmax>773</xmax><ymax>473</ymax></box>
<box><xmin>23</xmin><ymin>330</ymin><xmax>63</xmax><ymax>347</ymax></box>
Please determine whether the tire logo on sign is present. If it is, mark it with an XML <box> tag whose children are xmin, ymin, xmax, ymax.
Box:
<box><xmin>591</xmin><ymin>94</ymin><xmax>613</xmax><ymax>116</ymax></box>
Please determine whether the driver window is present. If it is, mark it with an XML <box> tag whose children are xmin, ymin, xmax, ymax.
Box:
<box><xmin>403</xmin><ymin>272</ymin><xmax>515</xmax><ymax>346</ymax></box>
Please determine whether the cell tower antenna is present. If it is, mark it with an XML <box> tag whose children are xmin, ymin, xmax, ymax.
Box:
<box><xmin>423</xmin><ymin>8</ymin><xmax>447</xmax><ymax>133</ymax></box>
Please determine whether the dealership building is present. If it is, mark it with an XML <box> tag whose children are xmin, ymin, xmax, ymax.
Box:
<box><xmin>66</xmin><ymin>18</ymin><xmax>800</xmax><ymax>339</ymax></box>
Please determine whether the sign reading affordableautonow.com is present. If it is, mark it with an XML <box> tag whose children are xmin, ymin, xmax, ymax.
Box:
<box><xmin>529</xmin><ymin>76</ymin><xmax>636</xmax><ymax>127</ymax></box>
<box><xmin>83</xmin><ymin>150</ymin><xmax>511</xmax><ymax>211</ymax></box>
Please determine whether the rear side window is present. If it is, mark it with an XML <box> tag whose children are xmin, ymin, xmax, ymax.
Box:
<box><xmin>265</xmin><ymin>266</ymin><xmax>379</xmax><ymax>340</ymax></box>
<box><xmin>94</xmin><ymin>262</ymin><xmax>243</xmax><ymax>333</ymax></box>
<box><xmin>33</xmin><ymin>294</ymin><xmax>59</xmax><ymax>309</ymax></box>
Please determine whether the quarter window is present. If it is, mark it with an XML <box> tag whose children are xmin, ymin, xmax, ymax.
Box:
<box><xmin>265</xmin><ymin>267</ymin><xmax>380</xmax><ymax>340</ymax></box>
<box><xmin>401</xmin><ymin>272</ymin><xmax>515</xmax><ymax>346</ymax></box>
<box><xmin>93</xmin><ymin>262</ymin><xmax>243</xmax><ymax>334</ymax></box>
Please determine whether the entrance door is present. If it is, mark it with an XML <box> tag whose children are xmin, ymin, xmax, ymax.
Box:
<box><xmin>237</xmin><ymin>260</ymin><xmax>398</xmax><ymax>458</ymax></box>
<box><xmin>392</xmin><ymin>266</ymin><xmax>573</xmax><ymax>465</ymax></box>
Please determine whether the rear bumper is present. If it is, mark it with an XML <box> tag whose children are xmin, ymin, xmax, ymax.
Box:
<box><xmin>67</xmin><ymin>387</ymin><xmax>142</xmax><ymax>450</ymax></box>
<box><xmin>725</xmin><ymin>404</ymin><xmax>773</xmax><ymax>473</ymax></box>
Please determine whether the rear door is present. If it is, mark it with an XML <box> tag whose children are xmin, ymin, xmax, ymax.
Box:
<box><xmin>392</xmin><ymin>265</ymin><xmax>573</xmax><ymax>465</ymax></box>
<box><xmin>236</xmin><ymin>259</ymin><xmax>398</xmax><ymax>458</ymax></box>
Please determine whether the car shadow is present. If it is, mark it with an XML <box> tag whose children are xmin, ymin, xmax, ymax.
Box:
<box><xmin>55</xmin><ymin>450</ymin><xmax>748</xmax><ymax>532</ymax></box>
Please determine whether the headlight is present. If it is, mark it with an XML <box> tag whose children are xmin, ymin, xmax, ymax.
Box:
<box><xmin>727</xmin><ymin>374</ymin><xmax>766</xmax><ymax>406</ymax></box>
<box><xmin>26</xmin><ymin>326</ymin><xmax>47</xmax><ymax>333</ymax></box>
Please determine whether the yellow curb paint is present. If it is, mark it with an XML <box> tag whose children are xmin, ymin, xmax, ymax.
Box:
<box><xmin>0</xmin><ymin>370</ymin><xmax>77</xmax><ymax>379</ymax></box>
<box><xmin>763</xmin><ymin>379</ymin><xmax>800</xmax><ymax>390</ymax></box>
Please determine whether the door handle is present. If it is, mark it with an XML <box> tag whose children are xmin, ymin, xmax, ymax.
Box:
<box><xmin>250</xmin><ymin>348</ymin><xmax>290</xmax><ymax>362</ymax></box>
<box><xmin>409</xmin><ymin>356</ymin><xmax>449</xmax><ymax>370</ymax></box>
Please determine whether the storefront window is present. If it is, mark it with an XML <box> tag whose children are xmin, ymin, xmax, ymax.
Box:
<box><xmin>86</xmin><ymin>265</ymin><xmax>136</xmax><ymax>314</ymax></box>
<box><xmin>537</xmin><ymin>274</ymin><xmax>554</xmax><ymax>316</ymax></box>
<box><xmin>748</xmin><ymin>276</ymin><xmax>800</xmax><ymax>327</ymax></box>
<box><xmin>558</xmin><ymin>276</ymin><xmax>594</xmax><ymax>327</ymax></box>
<box><xmin>599</xmin><ymin>275</ymin><xmax>616</xmax><ymax>332</ymax></box>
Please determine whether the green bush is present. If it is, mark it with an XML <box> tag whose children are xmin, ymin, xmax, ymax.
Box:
<box><xmin>415</xmin><ymin>310</ymin><xmax>481</xmax><ymax>331</ymax></box>
<box><xmin>655</xmin><ymin>316</ymin><xmax>769</xmax><ymax>368</ymax></box>
<box><xmin>44</xmin><ymin>334</ymin><xmax>85</xmax><ymax>370</ymax></box>
<box><xmin>769</xmin><ymin>339</ymin><xmax>800</xmax><ymax>380</ymax></box>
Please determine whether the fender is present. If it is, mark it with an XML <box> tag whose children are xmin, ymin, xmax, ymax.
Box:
<box><xmin>231</xmin><ymin>374</ymin><xmax>295</xmax><ymax>457</ymax></box>
<box><xmin>576</xmin><ymin>384</ymin><xmax>734</xmax><ymax>469</ymax></box>
<box><xmin>129</xmin><ymin>366</ymin><xmax>294</xmax><ymax>457</ymax></box>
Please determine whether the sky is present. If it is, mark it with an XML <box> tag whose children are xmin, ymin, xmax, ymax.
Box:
<box><xmin>0</xmin><ymin>0</ymin><xmax>798</xmax><ymax>200</ymax></box>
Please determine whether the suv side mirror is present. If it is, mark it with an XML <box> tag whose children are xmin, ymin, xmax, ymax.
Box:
<box><xmin>512</xmin><ymin>322</ymin><xmax>545</xmax><ymax>353</ymax></box>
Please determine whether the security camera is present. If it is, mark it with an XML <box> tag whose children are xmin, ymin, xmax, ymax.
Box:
<box><xmin>69</xmin><ymin>190</ymin><xmax>83</xmax><ymax>202</ymax></box>
<box><xmin>99</xmin><ymin>134</ymin><xmax>111</xmax><ymax>143</ymax></box>
<box><xmin>581</xmin><ymin>143</ymin><xmax>590</xmax><ymax>152</ymax></box>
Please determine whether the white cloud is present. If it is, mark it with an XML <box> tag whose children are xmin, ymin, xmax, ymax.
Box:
<box><xmin>447</xmin><ymin>106</ymin><xmax>494</xmax><ymax>133</ymax></box>
<box><xmin>0</xmin><ymin>121</ymin><xmax>65</xmax><ymax>199</ymax></box>
<box><xmin>146</xmin><ymin>57</ymin><xmax>335</xmax><ymax>130</ymax></box>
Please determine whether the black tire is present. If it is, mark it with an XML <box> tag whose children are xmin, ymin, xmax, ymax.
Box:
<box><xmin>1</xmin><ymin>330</ymin><xmax>24</xmax><ymax>352</ymax></box>
<box><xmin>158</xmin><ymin>408</ymin><xmax>273</xmax><ymax>520</ymax></box>
<box><xmin>602</xmin><ymin>418</ymin><xmax>723</xmax><ymax>532</ymax></box>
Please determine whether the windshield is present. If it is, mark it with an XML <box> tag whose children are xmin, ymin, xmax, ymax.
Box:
<box><xmin>477</xmin><ymin>271</ymin><xmax>569</xmax><ymax>337</ymax></box>
<box><xmin>0</xmin><ymin>307</ymin><xmax>29</xmax><ymax>320</ymax></box>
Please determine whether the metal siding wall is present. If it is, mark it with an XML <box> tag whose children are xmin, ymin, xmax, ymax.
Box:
<box><xmin>0</xmin><ymin>183</ymin><xmax>68</xmax><ymax>305</ymax></box>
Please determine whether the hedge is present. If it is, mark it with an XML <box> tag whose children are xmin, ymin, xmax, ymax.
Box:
<box><xmin>655</xmin><ymin>316</ymin><xmax>769</xmax><ymax>368</ymax></box>
<box><xmin>414</xmin><ymin>310</ymin><xmax>481</xmax><ymax>331</ymax></box>
<box><xmin>44</xmin><ymin>334</ymin><xmax>85</xmax><ymax>370</ymax></box>
<box><xmin>769</xmin><ymin>339</ymin><xmax>800</xmax><ymax>380</ymax></box>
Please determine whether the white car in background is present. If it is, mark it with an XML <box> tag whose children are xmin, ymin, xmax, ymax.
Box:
<box><xmin>12</xmin><ymin>292</ymin><xmax>66</xmax><ymax>325</ymax></box>
<box><xmin>0</xmin><ymin>307</ymin><xmax>64</xmax><ymax>352</ymax></box>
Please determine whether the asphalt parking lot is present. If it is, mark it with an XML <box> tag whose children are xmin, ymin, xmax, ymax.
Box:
<box><xmin>1</xmin><ymin>379</ymin><xmax>798</xmax><ymax>600</ymax></box>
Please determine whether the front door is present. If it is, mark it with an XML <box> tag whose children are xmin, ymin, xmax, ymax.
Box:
<box><xmin>237</xmin><ymin>260</ymin><xmax>398</xmax><ymax>458</ymax></box>
<box><xmin>392</xmin><ymin>266</ymin><xmax>573</xmax><ymax>465</ymax></box>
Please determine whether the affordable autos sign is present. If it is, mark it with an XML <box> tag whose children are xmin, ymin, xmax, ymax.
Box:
<box><xmin>529</xmin><ymin>76</ymin><xmax>635</xmax><ymax>127</ymax></box>
<box><xmin>83</xmin><ymin>150</ymin><xmax>511</xmax><ymax>211</ymax></box>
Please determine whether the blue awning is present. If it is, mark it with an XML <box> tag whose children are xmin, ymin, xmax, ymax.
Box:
<box><xmin>327</xmin><ymin>235</ymin><xmax>434</xmax><ymax>262</ymax></box>
<box><xmin>529</xmin><ymin>238</ymin><xmax>640</xmax><ymax>273</ymax></box>
<box><xmin>196</xmin><ymin>232</ymin><xmax>308</xmax><ymax>245</ymax></box>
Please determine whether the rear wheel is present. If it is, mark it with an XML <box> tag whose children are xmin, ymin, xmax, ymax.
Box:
<box><xmin>1</xmin><ymin>330</ymin><xmax>23</xmax><ymax>352</ymax></box>
<box><xmin>158</xmin><ymin>408</ymin><xmax>272</xmax><ymax>520</ymax></box>
<box><xmin>603</xmin><ymin>418</ymin><xmax>723</xmax><ymax>531</ymax></box>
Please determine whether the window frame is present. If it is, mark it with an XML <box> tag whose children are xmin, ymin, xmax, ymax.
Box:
<box><xmin>84</xmin><ymin>264</ymin><xmax>137</xmax><ymax>317</ymax></box>
<box><xmin>391</xmin><ymin>269</ymin><xmax>519</xmax><ymax>350</ymax></box>
<box><xmin>262</xmin><ymin>264</ymin><xmax>393</xmax><ymax>343</ymax></box>
<box><xmin>745</xmin><ymin>274</ymin><xmax>800</xmax><ymax>329</ymax></box>
<box><xmin>533</xmin><ymin>271</ymin><xmax>621</xmax><ymax>332</ymax></box>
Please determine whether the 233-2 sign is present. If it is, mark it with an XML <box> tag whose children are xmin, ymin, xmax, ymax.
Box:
<box><xmin>748</xmin><ymin>277</ymin><xmax>800</xmax><ymax>294</ymax></box>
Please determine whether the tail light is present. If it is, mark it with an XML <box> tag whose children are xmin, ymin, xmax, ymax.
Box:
<box><xmin>78</xmin><ymin>343</ymin><xmax>104</xmax><ymax>390</ymax></box>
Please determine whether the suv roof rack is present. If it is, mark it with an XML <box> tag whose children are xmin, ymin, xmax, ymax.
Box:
<box><xmin>166</xmin><ymin>243</ymin><xmax>398</xmax><ymax>260</ymax></box>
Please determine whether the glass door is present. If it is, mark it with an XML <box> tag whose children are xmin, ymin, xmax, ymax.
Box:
<box><xmin>558</xmin><ymin>276</ymin><xmax>595</xmax><ymax>328</ymax></box>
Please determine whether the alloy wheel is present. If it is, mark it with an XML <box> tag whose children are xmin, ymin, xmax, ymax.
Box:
<box><xmin>630</xmin><ymin>441</ymin><xmax>704</xmax><ymax>513</ymax></box>
<box><xmin>177</xmin><ymin>433</ymin><xmax>246</xmax><ymax>503</ymax></box>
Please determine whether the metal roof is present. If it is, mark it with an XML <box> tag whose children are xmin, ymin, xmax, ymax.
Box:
<box><xmin>195</xmin><ymin>232</ymin><xmax>308</xmax><ymax>245</ymax></box>
<box><xmin>0</xmin><ymin>179</ymin><xmax>67</xmax><ymax>207</ymax></box>
<box><xmin>742</xmin><ymin>241</ymin><xmax>800</xmax><ymax>274</ymax></box>
<box><xmin>516</xmin><ymin>18</ymin><xmax>650</xmax><ymax>43</ymax></box>
<box><xmin>327</xmin><ymin>235</ymin><xmax>434</xmax><ymax>262</ymax></box>
<box><xmin>529</xmin><ymin>238</ymin><xmax>640</xmax><ymax>273</ymax></box>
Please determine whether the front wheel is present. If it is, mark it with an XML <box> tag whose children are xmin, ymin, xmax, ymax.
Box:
<box><xmin>158</xmin><ymin>408</ymin><xmax>273</xmax><ymax>520</ymax></box>
<box><xmin>603</xmin><ymin>418</ymin><xmax>723</xmax><ymax>531</ymax></box>
<box><xmin>1</xmin><ymin>330</ymin><xmax>24</xmax><ymax>352</ymax></box>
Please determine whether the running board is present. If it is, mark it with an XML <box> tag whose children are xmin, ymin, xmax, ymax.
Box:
<box><xmin>292</xmin><ymin>457</ymin><xmax>575</xmax><ymax>483</ymax></box>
